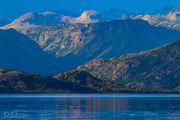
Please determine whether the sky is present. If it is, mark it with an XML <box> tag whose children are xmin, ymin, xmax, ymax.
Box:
<box><xmin>0</xmin><ymin>0</ymin><xmax>180</xmax><ymax>20</ymax></box>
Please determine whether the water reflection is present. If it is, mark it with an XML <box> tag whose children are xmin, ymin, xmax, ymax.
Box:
<box><xmin>55</xmin><ymin>97</ymin><xmax>128</xmax><ymax>120</ymax></box>
<box><xmin>0</xmin><ymin>94</ymin><xmax>180</xmax><ymax>120</ymax></box>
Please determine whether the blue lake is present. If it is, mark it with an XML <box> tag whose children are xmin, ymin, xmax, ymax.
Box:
<box><xmin>0</xmin><ymin>94</ymin><xmax>180</xmax><ymax>120</ymax></box>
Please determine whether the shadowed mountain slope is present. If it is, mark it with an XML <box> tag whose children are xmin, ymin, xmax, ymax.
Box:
<box><xmin>0</xmin><ymin>29</ymin><xmax>62</xmax><ymax>74</ymax></box>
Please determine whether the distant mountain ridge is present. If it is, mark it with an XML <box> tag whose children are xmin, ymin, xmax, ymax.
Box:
<box><xmin>1</xmin><ymin>8</ymin><xmax>133</xmax><ymax>31</ymax></box>
<box><xmin>1</xmin><ymin>10</ymin><xmax>78</xmax><ymax>31</ymax></box>
<box><xmin>130</xmin><ymin>12</ymin><xmax>180</xmax><ymax>31</ymax></box>
<box><xmin>1</xmin><ymin>10</ymin><xmax>98</xmax><ymax>31</ymax></box>
<box><xmin>2</xmin><ymin>6</ymin><xmax>180</xmax><ymax>31</ymax></box>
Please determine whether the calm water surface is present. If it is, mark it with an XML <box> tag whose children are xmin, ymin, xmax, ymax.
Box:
<box><xmin>0</xmin><ymin>94</ymin><xmax>180</xmax><ymax>120</ymax></box>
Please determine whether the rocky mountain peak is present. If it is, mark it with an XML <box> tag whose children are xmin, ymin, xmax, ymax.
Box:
<box><xmin>80</xmin><ymin>10</ymin><xmax>97</xmax><ymax>18</ymax></box>
<box><xmin>74</xmin><ymin>10</ymin><xmax>98</xmax><ymax>24</ymax></box>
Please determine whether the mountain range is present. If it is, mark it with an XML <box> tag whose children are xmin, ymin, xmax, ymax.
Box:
<box><xmin>0</xmin><ymin>6</ymin><xmax>180</xmax><ymax>93</ymax></box>
<box><xmin>0</xmin><ymin>40</ymin><xmax>179</xmax><ymax>93</ymax></box>
<box><xmin>22</xmin><ymin>19</ymin><xmax>180</xmax><ymax>72</ymax></box>
<box><xmin>130</xmin><ymin>10</ymin><xmax>180</xmax><ymax>31</ymax></box>
<box><xmin>1</xmin><ymin>8</ymin><xmax>132</xmax><ymax>31</ymax></box>
<box><xmin>2</xmin><ymin>6</ymin><xmax>180</xmax><ymax>31</ymax></box>
<box><xmin>1</xmin><ymin>8</ymin><xmax>180</xmax><ymax>73</ymax></box>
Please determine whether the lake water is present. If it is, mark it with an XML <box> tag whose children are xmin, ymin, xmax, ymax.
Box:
<box><xmin>0</xmin><ymin>94</ymin><xmax>180</xmax><ymax>120</ymax></box>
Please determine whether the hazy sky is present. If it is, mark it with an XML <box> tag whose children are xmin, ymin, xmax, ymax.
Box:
<box><xmin>0</xmin><ymin>0</ymin><xmax>180</xmax><ymax>20</ymax></box>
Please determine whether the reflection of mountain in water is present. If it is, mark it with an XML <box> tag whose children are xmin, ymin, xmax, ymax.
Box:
<box><xmin>1</xmin><ymin>94</ymin><xmax>178</xmax><ymax>119</ymax></box>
